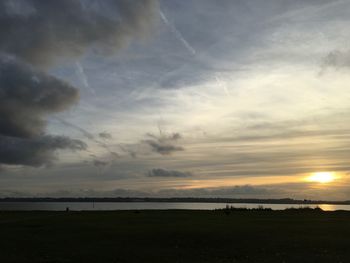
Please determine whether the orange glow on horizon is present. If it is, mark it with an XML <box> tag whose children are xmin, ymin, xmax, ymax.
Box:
<box><xmin>173</xmin><ymin>175</ymin><xmax>303</xmax><ymax>190</ymax></box>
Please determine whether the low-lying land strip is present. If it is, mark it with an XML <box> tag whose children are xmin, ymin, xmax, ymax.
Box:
<box><xmin>1</xmin><ymin>209</ymin><xmax>349</xmax><ymax>262</ymax></box>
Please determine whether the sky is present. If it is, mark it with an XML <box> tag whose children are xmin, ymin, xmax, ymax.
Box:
<box><xmin>1</xmin><ymin>0</ymin><xmax>350</xmax><ymax>200</ymax></box>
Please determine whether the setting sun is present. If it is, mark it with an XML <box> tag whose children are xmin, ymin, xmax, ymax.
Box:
<box><xmin>307</xmin><ymin>172</ymin><xmax>337</xmax><ymax>183</ymax></box>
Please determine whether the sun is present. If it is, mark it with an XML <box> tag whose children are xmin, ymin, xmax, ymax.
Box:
<box><xmin>306</xmin><ymin>172</ymin><xmax>336</xmax><ymax>183</ymax></box>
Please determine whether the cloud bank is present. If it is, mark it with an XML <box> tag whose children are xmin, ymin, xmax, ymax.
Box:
<box><xmin>0</xmin><ymin>0</ymin><xmax>159</xmax><ymax>67</ymax></box>
<box><xmin>0</xmin><ymin>57</ymin><xmax>79</xmax><ymax>138</ymax></box>
<box><xmin>0</xmin><ymin>135</ymin><xmax>86</xmax><ymax>166</ymax></box>
<box><xmin>0</xmin><ymin>0</ymin><xmax>159</xmax><ymax>166</ymax></box>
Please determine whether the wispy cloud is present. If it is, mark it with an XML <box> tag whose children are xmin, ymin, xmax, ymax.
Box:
<box><xmin>144</xmin><ymin>132</ymin><xmax>184</xmax><ymax>155</ymax></box>
<box><xmin>148</xmin><ymin>168</ymin><xmax>192</xmax><ymax>177</ymax></box>
<box><xmin>99</xmin><ymin>132</ymin><xmax>113</xmax><ymax>140</ymax></box>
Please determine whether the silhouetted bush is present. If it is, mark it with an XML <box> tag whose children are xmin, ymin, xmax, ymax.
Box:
<box><xmin>217</xmin><ymin>205</ymin><xmax>273</xmax><ymax>214</ymax></box>
<box><xmin>216</xmin><ymin>205</ymin><xmax>324</xmax><ymax>213</ymax></box>
<box><xmin>285</xmin><ymin>206</ymin><xmax>323</xmax><ymax>212</ymax></box>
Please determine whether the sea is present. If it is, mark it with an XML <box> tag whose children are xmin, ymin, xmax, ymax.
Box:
<box><xmin>0</xmin><ymin>202</ymin><xmax>349</xmax><ymax>211</ymax></box>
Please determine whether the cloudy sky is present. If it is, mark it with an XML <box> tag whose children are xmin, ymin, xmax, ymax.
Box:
<box><xmin>1</xmin><ymin>0</ymin><xmax>350</xmax><ymax>200</ymax></box>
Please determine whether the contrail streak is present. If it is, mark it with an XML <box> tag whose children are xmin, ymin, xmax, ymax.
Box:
<box><xmin>76</xmin><ymin>61</ymin><xmax>95</xmax><ymax>94</ymax></box>
<box><xmin>54</xmin><ymin>117</ymin><xmax>115</xmax><ymax>155</ymax></box>
<box><xmin>54</xmin><ymin>116</ymin><xmax>95</xmax><ymax>140</ymax></box>
<box><xmin>159</xmin><ymin>10</ymin><xmax>196</xmax><ymax>55</ymax></box>
<box><xmin>215</xmin><ymin>74</ymin><xmax>231</xmax><ymax>97</ymax></box>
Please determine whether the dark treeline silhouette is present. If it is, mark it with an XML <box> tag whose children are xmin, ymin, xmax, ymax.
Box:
<box><xmin>0</xmin><ymin>197</ymin><xmax>350</xmax><ymax>205</ymax></box>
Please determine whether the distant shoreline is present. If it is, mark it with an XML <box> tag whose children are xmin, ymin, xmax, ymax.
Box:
<box><xmin>1</xmin><ymin>197</ymin><xmax>350</xmax><ymax>205</ymax></box>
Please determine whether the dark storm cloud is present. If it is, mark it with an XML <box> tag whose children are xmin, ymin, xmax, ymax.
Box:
<box><xmin>144</xmin><ymin>132</ymin><xmax>184</xmax><ymax>155</ymax></box>
<box><xmin>0</xmin><ymin>0</ymin><xmax>159</xmax><ymax>67</ymax></box>
<box><xmin>0</xmin><ymin>135</ymin><xmax>86</xmax><ymax>166</ymax></box>
<box><xmin>0</xmin><ymin>0</ymin><xmax>159</xmax><ymax>166</ymax></box>
<box><xmin>0</xmin><ymin>57</ymin><xmax>79</xmax><ymax>138</ymax></box>
<box><xmin>148</xmin><ymin>168</ymin><xmax>192</xmax><ymax>178</ymax></box>
<box><xmin>0</xmin><ymin>56</ymin><xmax>84</xmax><ymax>166</ymax></box>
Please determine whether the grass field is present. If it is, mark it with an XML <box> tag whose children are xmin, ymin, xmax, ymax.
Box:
<box><xmin>0</xmin><ymin>209</ymin><xmax>349</xmax><ymax>262</ymax></box>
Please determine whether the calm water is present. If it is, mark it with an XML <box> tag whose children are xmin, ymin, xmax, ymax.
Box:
<box><xmin>0</xmin><ymin>202</ymin><xmax>349</xmax><ymax>211</ymax></box>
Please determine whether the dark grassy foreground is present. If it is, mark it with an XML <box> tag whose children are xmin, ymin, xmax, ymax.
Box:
<box><xmin>1</xmin><ymin>209</ymin><xmax>350</xmax><ymax>263</ymax></box>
